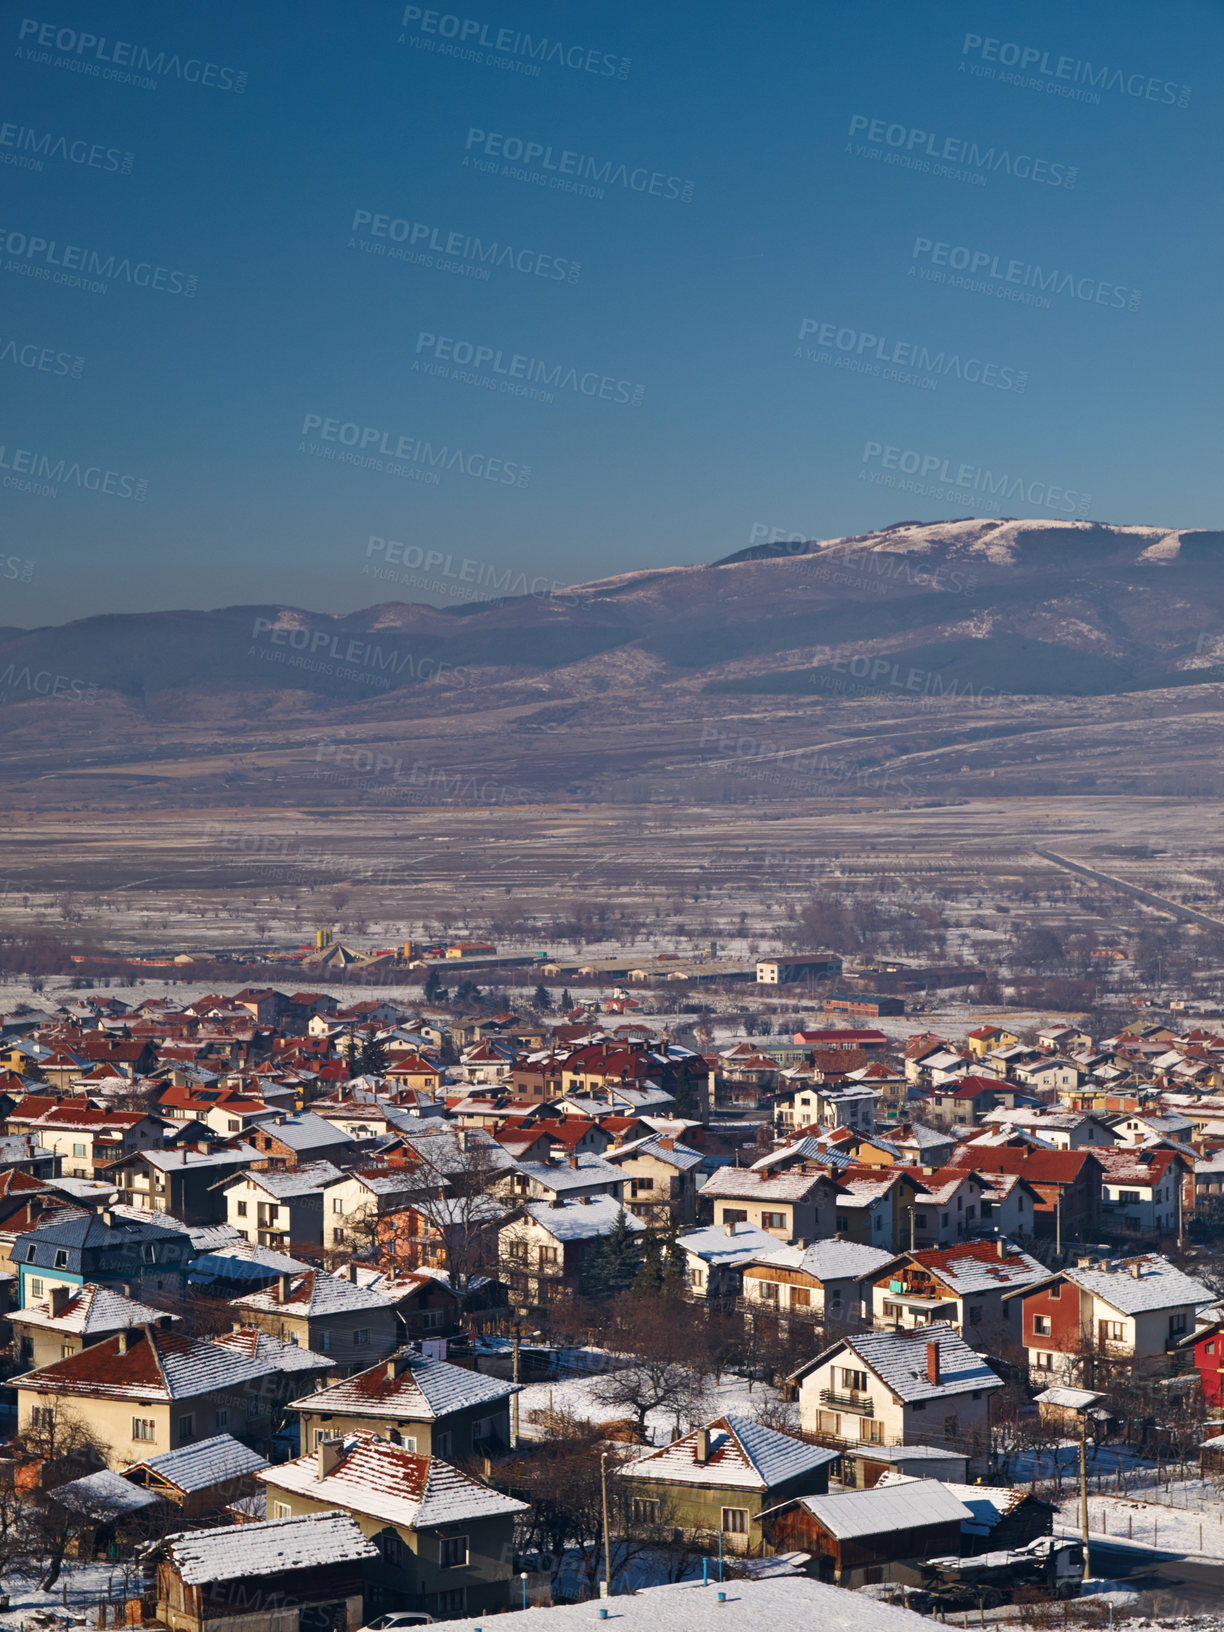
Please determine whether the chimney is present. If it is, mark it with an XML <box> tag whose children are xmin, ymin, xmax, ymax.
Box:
<box><xmin>317</xmin><ymin>1436</ymin><xmax>346</xmax><ymax>1479</ymax></box>
<box><xmin>49</xmin><ymin>1286</ymin><xmax>71</xmax><ymax>1317</ymax></box>
<box><xmin>277</xmin><ymin>1273</ymin><xmax>291</xmax><ymax>1301</ymax></box>
<box><xmin>724</xmin><ymin>1219</ymin><xmax>736</xmax><ymax>1237</ymax></box>
<box><xmin>101</xmin><ymin>1209</ymin><xmax>115</xmax><ymax>1227</ymax></box>
<box><xmin>117</xmin><ymin>1328</ymin><xmax>132</xmax><ymax>1355</ymax></box>
<box><xmin>348</xmin><ymin>1263</ymin><xmax>359</xmax><ymax>1284</ymax></box>
<box><xmin>927</xmin><ymin>1340</ymin><xmax>940</xmax><ymax>1386</ymax></box>
<box><xmin>996</xmin><ymin>1237</ymin><xmax>1006</xmax><ymax>1259</ymax></box>
<box><xmin>569</xmin><ymin>1154</ymin><xmax>579</xmax><ymax>1170</ymax></box>
<box><xmin>1131</xmin><ymin>1260</ymin><xmax>1142</xmax><ymax>1279</ymax></box>
<box><xmin>694</xmin><ymin>1427</ymin><xmax>710</xmax><ymax>1464</ymax></box>
<box><xmin>385</xmin><ymin>1354</ymin><xmax>403</xmax><ymax>1381</ymax></box>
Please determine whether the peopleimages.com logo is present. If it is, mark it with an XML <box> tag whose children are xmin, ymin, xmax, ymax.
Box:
<box><xmin>463</xmin><ymin>129</ymin><xmax>694</xmax><ymax>203</ymax></box>
<box><xmin>399</xmin><ymin>8</ymin><xmax>630</xmax><ymax>79</ymax></box>
<box><xmin>414</xmin><ymin>331</ymin><xmax>644</xmax><ymax>407</ymax></box>
<box><xmin>859</xmin><ymin>441</ymin><xmax>1090</xmax><ymax>517</ymax></box>
<box><xmin>909</xmin><ymin>237</ymin><xmax>1141</xmax><ymax>313</ymax></box>
<box><xmin>0</xmin><ymin>120</ymin><xmax>134</xmax><ymax>174</ymax></box>
<box><xmin>797</xmin><ymin>317</ymin><xmax>1027</xmax><ymax>393</ymax></box>
<box><xmin>350</xmin><ymin>209</ymin><xmax>580</xmax><ymax>283</ymax></box>
<box><xmin>298</xmin><ymin>414</ymin><xmax>530</xmax><ymax>489</ymax></box>
<box><xmin>959</xmin><ymin>33</ymin><xmax>1189</xmax><ymax>108</ymax></box>
<box><xmin>0</xmin><ymin>225</ymin><xmax>198</xmax><ymax>298</ymax></box>
<box><xmin>16</xmin><ymin>18</ymin><xmax>247</xmax><ymax>93</ymax></box>
<box><xmin>846</xmin><ymin>114</ymin><xmax>1077</xmax><ymax>188</ymax></box>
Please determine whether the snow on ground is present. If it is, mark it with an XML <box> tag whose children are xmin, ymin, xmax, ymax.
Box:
<box><xmin>515</xmin><ymin>1366</ymin><xmax>786</xmax><ymax>1446</ymax></box>
<box><xmin>0</xmin><ymin>1559</ymin><xmax>140</xmax><ymax>1632</ymax></box>
<box><xmin>1058</xmin><ymin>1494</ymin><xmax>1224</xmax><ymax>1559</ymax></box>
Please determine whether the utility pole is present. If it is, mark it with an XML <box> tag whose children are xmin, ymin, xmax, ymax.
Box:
<box><xmin>600</xmin><ymin>1451</ymin><xmax>611</xmax><ymax>1599</ymax></box>
<box><xmin>1056</xmin><ymin>1191</ymin><xmax>1062</xmax><ymax>1259</ymax></box>
<box><xmin>1079</xmin><ymin>1413</ymin><xmax>1091</xmax><ymax>1582</ymax></box>
<box><xmin>511</xmin><ymin>1323</ymin><xmax>520</xmax><ymax>1450</ymax></box>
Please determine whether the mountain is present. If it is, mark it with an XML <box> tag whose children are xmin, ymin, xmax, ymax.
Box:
<box><xmin>4</xmin><ymin>518</ymin><xmax>1224</xmax><ymax>810</ymax></box>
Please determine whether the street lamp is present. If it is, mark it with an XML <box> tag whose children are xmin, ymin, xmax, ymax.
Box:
<box><xmin>520</xmin><ymin>1571</ymin><xmax>528</xmax><ymax>1610</ymax></box>
<box><xmin>600</xmin><ymin>1451</ymin><xmax>611</xmax><ymax>1599</ymax></box>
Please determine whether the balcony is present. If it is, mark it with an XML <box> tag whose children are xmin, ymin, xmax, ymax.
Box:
<box><xmin>820</xmin><ymin>1387</ymin><xmax>875</xmax><ymax>1415</ymax></box>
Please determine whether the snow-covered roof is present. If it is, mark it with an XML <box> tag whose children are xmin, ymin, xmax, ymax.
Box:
<box><xmin>232</xmin><ymin>1269</ymin><xmax>395</xmax><ymax>1318</ymax></box>
<box><xmin>126</xmin><ymin>1432</ymin><xmax>267</xmax><ymax>1492</ymax></box>
<box><xmin>136</xmin><ymin>1144</ymin><xmax>259</xmax><ymax>1172</ymax></box>
<box><xmin>904</xmin><ymin>1240</ymin><xmax>1048</xmax><ymax>1297</ymax></box>
<box><xmin>700</xmin><ymin>1167</ymin><xmax>834</xmax><ymax>1202</ymax></box>
<box><xmin>677</xmin><ymin>1223</ymin><xmax>785</xmax><ymax>1266</ymax></box>
<box><xmin>604</xmin><ymin>1137</ymin><xmax>703</xmax><ymax>1172</ymax></box>
<box><xmin>1066</xmin><ymin>1255</ymin><xmax>1214</xmax><ymax>1315</ymax></box>
<box><xmin>770</xmin><ymin>1477</ymin><xmax>971</xmax><ymax>1539</ymax></box>
<box><xmin>15</xmin><ymin>1325</ymin><xmax>280</xmax><ymax>1403</ymax></box>
<box><xmin>12</xmin><ymin>1282</ymin><xmax>179</xmax><ymax>1336</ymax></box>
<box><xmin>619</xmin><ymin>1414</ymin><xmax>838</xmax><ymax>1491</ymax></box>
<box><xmin>747</xmin><ymin>1240</ymin><xmax>897</xmax><ymax>1284</ymax></box>
<box><xmin>876</xmin><ymin>1471</ymin><xmax>1042</xmax><ymax>1532</ymax></box>
<box><xmin>258</xmin><ymin>1112</ymin><xmax>352</xmax><ymax>1151</ymax></box>
<box><xmin>1033</xmin><ymin>1386</ymin><xmax>1103</xmax><ymax>1410</ymax></box>
<box><xmin>158</xmin><ymin>1510</ymin><xmax>378</xmax><ymax>1584</ymax></box>
<box><xmin>794</xmin><ymin>1322</ymin><xmax>1003</xmax><ymax>1402</ymax></box>
<box><xmin>513</xmin><ymin>1154</ymin><xmax>625</xmax><ymax>1192</ymax></box>
<box><xmin>519</xmin><ymin>1196</ymin><xmax>646</xmax><ymax>1241</ymax></box>
<box><xmin>54</xmin><ymin>1467</ymin><xmax>164</xmax><ymax>1518</ymax></box>
<box><xmin>289</xmin><ymin>1349</ymin><xmax>517</xmax><ymax>1422</ymax></box>
<box><xmin>425</xmin><ymin>1576</ymin><xmax>937</xmax><ymax>1632</ymax></box>
<box><xmin>259</xmin><ymin>1432</ymin><xmax>527</xmax><ymax>1530</ymax></box>
<box><xmin>223</xmin><ymin>1160</ymin><xmax>343</xmax><ymax>1198</ymax></box>
<box><xmin>213</xmin><ymin>1327</ymin><xmax>337</xmax><ymax>1372</ymax></box>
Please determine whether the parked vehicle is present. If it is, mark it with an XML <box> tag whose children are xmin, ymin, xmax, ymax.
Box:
<box><xmin>909</xmin><ymin>1537</ymin><xmax>1083</xmax><ymax>1611</ymax></box>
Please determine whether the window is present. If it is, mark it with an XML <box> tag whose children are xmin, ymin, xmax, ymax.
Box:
<box><xmin>860</xmin><ymin>1418</ymin><xmax>884</xmax><ymax>1444</ymax></box>
<box><xmin>1118</xmin><ymin>1190</ymin><xmax>1141</xmax><ymax>1204</ymax></box>
<box><xmin>913</xmin><ymin>1213</ymin><xmax>927</xmax><ymax>1228</ymax></box>
<box><xmin>631</xmin><ymin>1498</ymin><xmax>660</xmax><ymax>1526</ymax></box>
<box><xmin>28</xmin><ymin>1277</ymin><xmax>43</xmax><ymax>1298</ymax></box>
<box><xmin>722</xmin><ymin>1209</ymin><xmax>748</xmax><ymax>1225</ymax></box>
<box><xmin>236</xmin><ymin>1201</ymin><xmax>248</xmax><ymax>1217</ymax></box>
<box><xmin>760</xmin><ymin>1281</ymin><xmax>779</xmax><ymax>1302</ymax></box>
<box><xmin>24</xmin><ymin>1245</ymin><xmax>37</xmax><ymax>1263</ymax></box>
<box><xmin>911</xmin><ymin>1400</ymin><xmax>926</xmax><ymax>1412</ymax></box>
<box><xmin>177</xmin><ymin>1414</ymin><xmax>194</xmax><ymax>1442</ymax></box>
<box><xmin>790</xmin><ymin>1287</ymin><xmax>811</xmax><ymax>1308</ymax></box>
<box><xmin>883</xmin><ymin>1301</ymin><xmax>903</xmax><ymax>1319</ymax></box>
<box><xmin>690</xmin><ymin>1268</ymin><xmax>705</xmax><ymax>1288</ymax></box>
<box><xmin>435</xmin><ymin>1431</ymin><xmax>452</xmax><ymax>1458</ymax></box>
<box><xmin>630</xmin><ymin>1178</ymin><xmax>654</xmax><ymax>1195</ymax></box>
<box><xmin>215</xmin><ymin>1409</ymin><xmax>229</xmax><ymax>1429</ymax></box>
<box><xmin>509</xmin><ymin>1240</ymin><xmax>527</xmax><ymax>1260</ymax></box>
<box><xmin>721</xmin><ymin>1508</ymin><xmax>748</xmax><ymax>1534</ymax></box>
<box><xmin>836</xmin><ymin>1214</ymin><xmax>849</xmax><ymax>1232</ymax></box>
<box><xmin>317</xmin><ymin>1331</ymin><xmax>332</xmax><ymax>1351</ymax></box>
<box><xmin>380</xmin><ymin>1529</ymin><xmax>405</xmax><ymax>1567</ymax></box>
<box><xmin>54</xmin><ymin>1250</ymin><xmax>68</xmax><ymax>1269</ymax></box>
<box><xmin>61</xmin><ymin>1344</ymin><xmax>73</xmax><ymax>1358</ymax></box>
<box><xmin>539</xmin><ymin>1245</ymin><xmax>558</xmax><ymax>1265</ymax></box>
<box><xmin>1034</xmin><ymin>1352</ymin><xmax>1054</xmax><ymax>1371</ymax></box>
<box><xmin>274</xmin><ymin>1502</ymin><xmax>292</xmax><ymax>1520</ymax></box>
<box><xmin>334</xmin><ymin>1228</ymin><xmax>346</xmax><ymax>1243</ymax></box>
<box><xmin>941</xmin><ymin>1213</ymin><xmax>949</xmax><ymax>1227</ymax></box>
<box><xmin>874</xmin><ymin>1214</ymin><xmax>883</xmax><ymax>1230</ymax></box>
<box><xmin>817</xmin><ymin>1411</ymin><xmax>841</xmax><ymax>1436</ymax></box>
<box><xmin>72</xmin><ymin>1143</ymin><xmax>86</xmax><ymax>1158</ymax></box>
<box><xmin>227</xmin><ymin>1119</ymin><xmax>240</xmax><ymax>1131</ymax></box>
<box><xmin>1032</xmin><ymin>1315</ymin><xmax>1050</xmax><ymax>1335</ymax></box>
<box><xmin>353</xmin><ymin>1329</ymin><xmax>369</xmax><ymax>1346</ymax></box>
<box><xmin>841</xmin><ymin>1368</ymin><xmax>868</xmax><ymax>1393</ymax></box>
<box><xmin>1169</xmin><ymin>1312</ymin><xmax>1188</xmax><ymax>1335</ymax></box>
<box><xmin>760</xmin><ymin>1211</ymin><xmax>785</xmax><ymax>1230</ymax></box>
<box><xmin>30</xmin><ymin>1406</ymin><xmax>55</xmax><ymax>1430</ymax></box>
<box><xmin>439</xmin><ymin>1535</ymin><xmax>469</xmax><ymax>1568</ymax></box>
<box><xmin>421</xmin><ymin>1309</ymin><xmax>442</xmax><ymax>1330</ymax></box>
<box><xmin>332</xmin><ymin>1198</ymin><xmax>345</xmax><ymax>1214</ymax></box>
<box><xmin>1099</xmin><ymin>1320</ymin><xmax>1124</xmax><ymax>1344</ymax></box>
<box><xmin>969</xmin><ymin>1306</ymin><xmax>982</xmax><ymax>1325</ymax></box>
<box><xmin>1048</xmin><ymin>1282</ymin><xmax>1060</xmax><ymax>1299</ymax></box>
<box><xmin>132</xmin><ymin>1417</ymin><xmax>156</xmax><ymax>1442</ymax></box>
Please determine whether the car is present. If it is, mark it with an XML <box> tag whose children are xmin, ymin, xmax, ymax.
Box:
<box><xmin>357</xmin><ymin>1615</ymin><xmax>434</xmax><ymax>1631</ymax></box>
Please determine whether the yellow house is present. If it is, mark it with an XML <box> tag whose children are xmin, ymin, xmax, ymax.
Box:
<box><xmin>259</xmin><ymin>1430</ymin><xmax>526</xmax><ymax>1619</ymax></box>
<box><xmin>11</xmin><ymin>1322</ymin><xmax>281</xmax><ymax>1467</ymax></box>
<box><xmin>966</xmin><ymin>1025</ymin><xmax>1019</xmax><ymax>1060</ymax></box>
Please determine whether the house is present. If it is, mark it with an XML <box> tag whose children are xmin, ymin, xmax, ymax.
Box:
<box><xmin>837</xmin><ymin>1442</ymin><xmax>968</xmax><ymax>1490</ymax></box>
<box><xmin>319</xmin><ymin>1167</ymin><xmax>427</xmax><ymax>1255</ymax></box>
<box><xmin>14</xmin><ymin>1209</ymin><xmax>191</xmax><ymax>1306</ymax></box>
<box><xmin>923</xmin><ymin>1077</ymin><xmax>1020</xmax><ymax>1127</ymax></box>
<box><xmin>336</xmin><ymin>1264</ymin><xmax>463</xmax><ymax>1342</ymax></box>
<box><xmin>759</xmin><ymin>1478</ymin><xmax>972</xmax><ymax>1586</ymax></box>
<box><xmin>105</xmin><ymin>1144</ymin><xmax>260</xmax><ymax>1225</ymax></box>
<box><xmin>289</xmin><ymin>1348</ymin><xmax>518</xmax><ymax>1461</ymax></box>
<box><xmin>947</xmin><ymin>1145</ymin><xmax>1103</xmax><ymax>1241</ymax></box>
<box><xmin>212</xmin><ymin>1326</ymin><xmax>338</xmax><ymax>1426</ymax></box>
<box><xmin>150</xmin><ymin>1510</ymin><xmax>378</xmax><ymax>1632</ymax></box>
<box><xmin>5</xmin><ymin>1100</ymin><xmax>165</xmax><ymax>1177</ymax></box>
<box><xmin>834</xmin><ymin>1167</ymin><xmax>927</xmax><ymax>1253</ymax></box>
<box><xmin>790</xmin><ymin>1322</ymin><xmax>1004</xmax><ymax>1450</ymax></box>
<box><xmin>10</xmin><ymin>1282</ymin><xmax>180</xmax><ymax>1369</ymax></box>
<box><xmin>617</xmin><ymin>1414</ymin><xmax>838</xmax><ymax>1553</ymax></box>
<box><xmin>755</xmin><ymin>955</ymin><xmax>843</xmax><ymax>986</ymax></box>
<box><xmin>777</xmin><ymin>1082</ymin><xmax>879</xmax><ymax>1136</ymax></box>
<box><xmin>245</xmin><ymin>1113</ymin><xmax>356</xmax><ymax>1169</ymax></box>
<box><xmin>9</xmin><ymin>1323</ymin><xmax>282</xmax><ymax>1466</ymax></box>
<box><xmin>823</xmin><ymin>993</ymin><xmax>906</xmax><ymax>1018</ymax></box>
<box><xmin>1095</xmin><ymin>1147</ymin><xmax>1190</xmax><ymax>1240</ymax></box>
<box><xmin>499</xmin><ymin>1197</ymin><xmax>646</xmax><ymax>1312</ymax></box>
<box><xmin>259</xmin><ymin>1431</ymin><xmax>526</xmax><ymax>1619</ymax></box>
<box><xmin>229</xmin><ymin>1269</ymin><xmax>399</xmax><ymax>1375</ymax></box>
<box><xmin>905</xmin><ymin>1167</ymin><xmax>991</xmax><ymax>1248</ymax></box>
<box><xmin>218</xmin><ymin>1162</ymin><xmax>343</xmax><ymax>1249</ymax></box>
<box><xmin>743</xmin><ymin>1240</ymin><xmax>897</xmax><ymax>1326</ymax></box>
<box><xmin>502</xmin><ymin>1151</ymin><xmax>625</xmax><ymax>1206</ymax></box>
<box><xmin>1013</xmin><ymin>1057</ymin><xmax>1083</xmax><ymax>1095</ymax></box>
<box><xmin>602</xmin><ymin>1136</ymin><xmax>702</xmax><ymax>1224</ymax></box>
<box><xmin>874</xmin><ymin>1468</ymin><xmax>1056</xmax><ymax>1553</ymax></box>
<box><xmin>1005</xmin><ymin>1253</ymin><xmax>1213</xmax><ymax>1386</ymax></box>
<box><xmin>675</xmin><ymin>1221</ymin><xmax>786</xmax><ymax>1306</ymax></box>
<box><xmin>698</xmin><ymin>1163</ymin><xmax>840</xmax><ymax>1245</ymax></box>
<box><xmin>869</xmin><ymin>1239</ymin><xmax>1047</xmax><ymax>1343</ymax></box>
<box><xmin>122</xmin><ymin>1432</ymin><xmax>268</xmax><ymax>1518</ymax></box>
<box><xmin>967</xmin><ymin>1025</ymin><xmax>1019</xmax><ymax>1059</ymax></box>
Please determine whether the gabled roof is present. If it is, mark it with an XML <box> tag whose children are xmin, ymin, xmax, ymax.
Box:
<box><xmin>12</xmin><ymin>1324</ymin><xmax>280</xmax><ymax>1402</ymax></box>
<box><xmin>213</xmin><ymin>1327</ymin><xmax>336</xmax><ymax>1371</ymax></box>
<box><xmin>1065</xmin><ymin>1254</ymin><xmax>1213</xmax><ymax>1315</ymax></box>
<box><xmin>520</xmin><ymin>1196</ymin><xmax>646</xmax><ymax>1242</ymax></box>
<box><xmin>288</xmin><ymin>1350</ymin><xmax>517</xmax><ymax>1421</ymax></box>
<box><xmin>231</xmin><ymin>1269</ymin><xmax>395</xmax><ymax>1319</ymax></box>
<box><xmin>791</xmin><ymin>1322</ymin><xmax>1003</xmax><ymax>1402</ymax></box>
<box><xmin>901</xmin><ymin>1239</ymin><xmax>1047</xmax><ymax>1296</ymax></box>
<box><xmin>619</xmin><ymin>1413</ymin><xmax>838</xmax><ymax>1491</ymax></box>
<box><xmin>261</xmin><ymin>1431</ymin><xmax>526</xmax><ymax>1530</ymax></box>
<box><xmin>12</xmin><ymin>1282</ymin><xmax>179</xmax><ymax>1336</ymax></box>
<box><xmin>767</xmin><ymin>1477</ymin><xmax>971</xmax><ymax>1539</ymax></box>
<box><xmin>748</xmin><ymin>1240</ymin><xmax>898</xmax><ymax>1284</ymax></box>
<box><xmin>125</xmin><ymin>1432</ymin><xmax>267</xmax><ymax>1493</ymax></box>
<box><xmin>158</xmin><ymin>1511</ymin><xmax>378</xmax><ymax>1584</ymax></box>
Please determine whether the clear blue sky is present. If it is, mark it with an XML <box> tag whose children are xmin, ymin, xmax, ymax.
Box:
<box><xmin>2</xmin><ymin>0</ymin><xmax>1220</xmax><ymax>623</ymax></box>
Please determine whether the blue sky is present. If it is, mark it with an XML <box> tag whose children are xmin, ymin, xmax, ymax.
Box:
<box><xmin>2</xmin><ymin>0</ymin><xmax>1220</xmax><ymax>622</ymax></box>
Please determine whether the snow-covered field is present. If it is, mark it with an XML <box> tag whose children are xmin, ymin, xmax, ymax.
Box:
<box><xmin>515</xmin><ymin>1367</ymin><xmax>787</xmax><ymax>1446</ymax></box>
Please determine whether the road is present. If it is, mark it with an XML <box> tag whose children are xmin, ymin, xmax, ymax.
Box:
<box><xmin>1086</xmin><ymin>1538</ymin><xmax>1224</xmax><ymax>1614</ymax></box>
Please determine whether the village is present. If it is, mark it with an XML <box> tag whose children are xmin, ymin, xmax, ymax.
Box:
<box><xmin>2</xmin><ymin>950</ymin><xmax>1224</xmax><ymax>1632</ymax></box>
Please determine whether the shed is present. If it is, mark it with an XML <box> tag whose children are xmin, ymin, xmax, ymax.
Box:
<box><xmin>759</xmin><ymin>1477</ymin><xmax>971</xmax><ymax>1587</ymax></box>
<box><xmin>123</xmin><ymin>1432</ymin><xmax>268</xmax><ymax>1518</ymax></box>
<box><xmin>839</xmin><ymin>1442</ymin><xmax>969</xmax><ymax>1490</ymax></box>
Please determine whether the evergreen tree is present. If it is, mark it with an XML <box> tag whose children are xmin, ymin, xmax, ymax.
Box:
<box><xmin>423</xmin><ymin>966</ymin><xmax>445</xmax><ymax>1005</ymax></box>
<box><xmin>670</xmin><ymin>1061</ymin><xmax>700</xmax><ymax>1120</ymax></box>
<box><xmin>455</xmin><ymin>978</ymin><xmax>482</xmax><ymax>1007</ymax></box>
<box><xmin>359</xmin><ymin>1033</ymin><xmax>389</xmax><ymax>1074</ymax></box>
<box><xmin>630</xmin><ymin>1231</ymin><xmax>663</xmax><ymax>1299</ymax></box>
<box><xmin>560</xmin><ymin>988</ymin><xmax>574</xmax><ymax>1013</ymax></box>
<box><xmin>581</xmin><ymin>1208</ymin><xmax>641</xmax><ymax>1300</ymax></box>
<box><xmin>661</xmin><ymin>1216</ymin><xmax>686</xmax><ymax>1298</ymax></box>
<box><xmin>342</xmin><ymin>1031</ymin><xmax>360</xmax><ymax>1078</ymax></box>
<box><xmin>533</xmin><ymin>983</ymin><xmax>553</xmax><ymax>1012</ymax></box>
